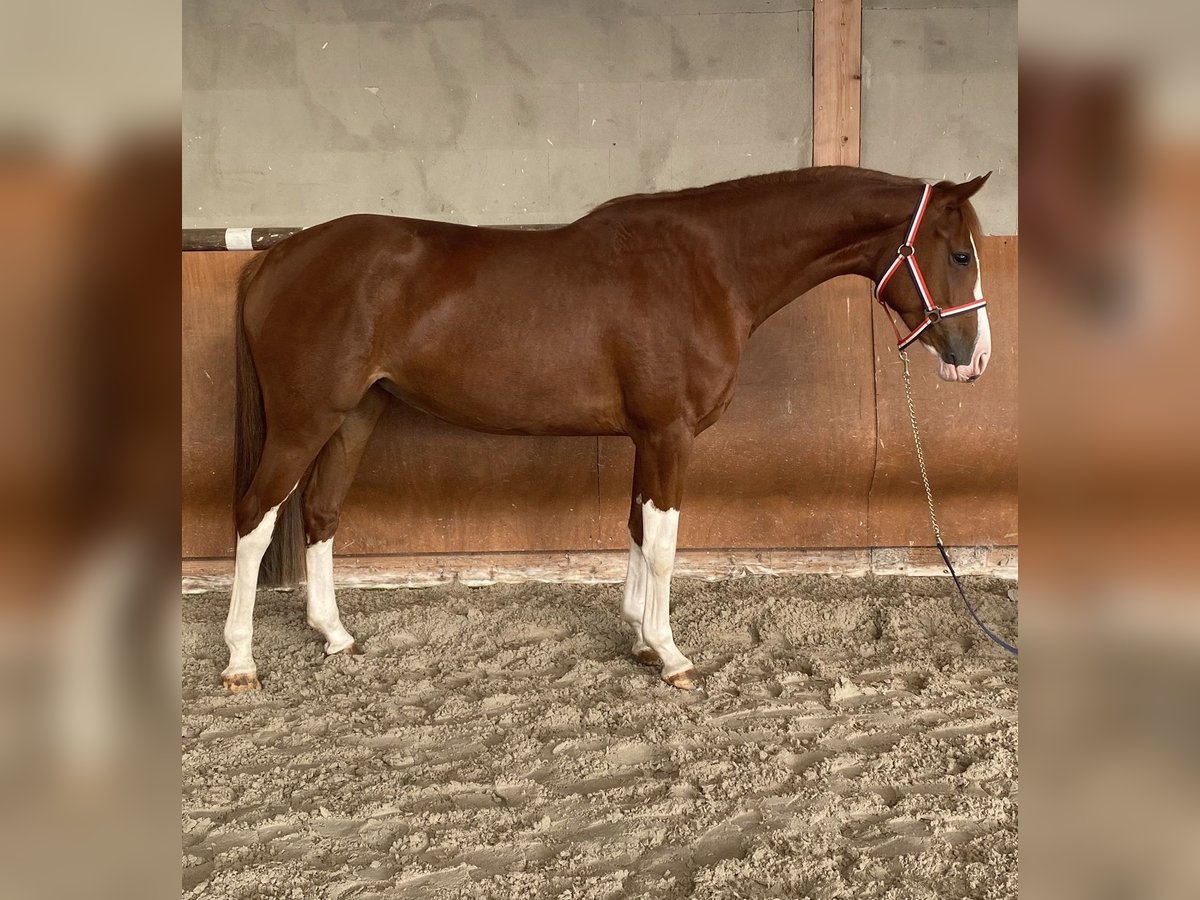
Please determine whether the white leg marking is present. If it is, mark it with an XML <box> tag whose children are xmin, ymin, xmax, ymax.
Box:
<box><xmin>621</xmin><ymin>539</ymin><xmax>652</xmax><ymax>655</ymax></box>
<box><xmin>222</xmin><ymin>500</ymin><xmax>284</xmax><ymax>680</ymax></box>
<box><xmin>222</xmin><ymin>484</ymin><xmax>297</xmax><ymax>682</ymax></box>
<box><xmin>638</xmin><ymin>500</ymin><xmax>694</xmax><ymax>679</ymax></box>
<box><xmin>306</xmin><ymin>538</ymin><xmax>355</xmax><ymax>655</ymax></box>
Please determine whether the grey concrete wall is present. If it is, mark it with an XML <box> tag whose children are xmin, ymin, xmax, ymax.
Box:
<box><xmin>183</xmin><ymin>1</ymin><xmax>814</xmax><ymax>228</ymax></box>
<box><xmin>861</xmin><ymin>3</ymin><xmax>1017</xmax><ymax>233</ymax></box>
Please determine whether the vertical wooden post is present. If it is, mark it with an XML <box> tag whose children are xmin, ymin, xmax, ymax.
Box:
<box><xmin>813</xmin><ymin>0</ymin><xmax>862</xmax><ymax>166</ymax></box>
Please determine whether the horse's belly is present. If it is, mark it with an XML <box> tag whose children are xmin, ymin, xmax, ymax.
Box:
<box><xmin>379</xmin><ymin>359</ymin><xmax>627</xmax><ymax>437</ymax></box>
<box><xmin>378</xmin><ymin>286</ymin><xmax>631</xmax><ymax>435</ymax></box>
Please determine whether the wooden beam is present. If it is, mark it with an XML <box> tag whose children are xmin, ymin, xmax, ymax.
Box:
<box><xmin>182</xmin><ymin>227</ymin><xmax>302</xmax><ymax>252</ymax></box>
<box><xmin>813</xmin><ymin>0</ymin><xmax>862</xmax><ymax>166</ymax></box>
<box><xmin>181</xmin><ymin>222</ymin><xmax>561</xmax><ymax>251</ymax></box>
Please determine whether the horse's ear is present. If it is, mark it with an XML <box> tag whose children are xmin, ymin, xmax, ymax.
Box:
<box><xmin>939</xmin><ymin>172</ymin><xmax>991</xmax><ymax>208</ymax></box>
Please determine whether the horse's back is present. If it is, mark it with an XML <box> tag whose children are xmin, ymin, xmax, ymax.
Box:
<box><xmin>241</xmin><ymin>213</ymin><xmax>631</xmax><ymax>432</ymax></box>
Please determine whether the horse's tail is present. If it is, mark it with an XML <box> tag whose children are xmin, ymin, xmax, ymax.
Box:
<box><xmin>234</xmin><ymin>253</ymin><xmax>305</xmax><ymax>588</ymax></box>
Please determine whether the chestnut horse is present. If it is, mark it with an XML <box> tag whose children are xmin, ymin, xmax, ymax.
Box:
<box><xmin>222</xmin><ymin>166</ymin><xmax>993</xmax><ymax>693</ymax></box>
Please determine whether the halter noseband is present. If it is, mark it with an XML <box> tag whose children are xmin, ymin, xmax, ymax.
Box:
<box><xmin>874</xmin><ymin>183</ymin><xmax>988</xmax><ymax>351</ymax></box>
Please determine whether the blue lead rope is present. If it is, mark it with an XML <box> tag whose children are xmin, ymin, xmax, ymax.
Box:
<box><xmin>936</xmin><ymin>541</ymin><xmax>1018</xmax><ymax>656</ymax></box>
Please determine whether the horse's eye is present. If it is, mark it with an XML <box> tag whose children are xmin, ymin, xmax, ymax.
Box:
<box><xmin>952</xmin><ymin>252</ymin><xmax>971</xmax><ymax>266</ymax></box>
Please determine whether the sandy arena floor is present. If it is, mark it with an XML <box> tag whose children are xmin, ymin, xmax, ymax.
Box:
<box><xmin>182</xmin><ymin>575</ymin><xmax>1018</xmax><ymax>899</ymax></box>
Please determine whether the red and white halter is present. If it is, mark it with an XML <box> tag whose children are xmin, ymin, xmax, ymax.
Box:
<box><xmin>874</xmin><ymin>184</ymin><xmax>988</xmax><ymax>351</ymax></box>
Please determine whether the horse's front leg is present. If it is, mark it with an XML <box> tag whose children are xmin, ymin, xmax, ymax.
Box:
<box><xmin>621</xmin><ymin>449</ymin><xmax>659</xmax><ymax>666</ymax></box>
<box><xmin>628</xmin><ymin>426</ymin><xmax>702</xmax><ymax>691</ymax></box>
<box><xmin>621</xmin><ymin>538</ymin><xmax>659</xmax><ymax>665</ymax></box>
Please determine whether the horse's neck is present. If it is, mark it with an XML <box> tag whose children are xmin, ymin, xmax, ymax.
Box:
<box><xmin>708</xmin><ymin>177</ymin><xmax>920</xmax><ymax>328</ymax></box>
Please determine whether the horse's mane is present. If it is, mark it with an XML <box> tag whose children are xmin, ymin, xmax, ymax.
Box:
<box><xmin>591</xmin><ymin>166</ymin><xmax>985</xmax><ymax>237</ymax></box>
<box><xmin>590</xmin><ymin>166</ymin><xmax>920</xmax><ymax>212</ymax></box>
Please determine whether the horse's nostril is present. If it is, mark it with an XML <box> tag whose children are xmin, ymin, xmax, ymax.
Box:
<box><xmin>946</xmin><ymin>351</ymin><xmax>959</xmax><ymax>365</ymax></box>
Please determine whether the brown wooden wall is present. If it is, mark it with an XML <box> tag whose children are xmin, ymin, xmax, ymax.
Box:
<box><xmin>182</xmin><ymin>237</ymin><xmax>1016</xmax><ymax>561</ymax></box>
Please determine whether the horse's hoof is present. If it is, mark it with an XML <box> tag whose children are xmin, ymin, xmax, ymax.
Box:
<box><xmin>633</xmin><ymin>647</ymin><xmax>661</xmax><ymax>666</ymax></box>
<box><xmin>664</xmin><ymin>668</ymin><xmax>704</xmax><ymax>692</ymax></box>
<box><xmin>222</xmin><ymin>672</ymin><xmax>261</xmax><ymax>693</ymax></box>
<box><xmin>327</xmin><ymin>641</ymin><xmax>360</xmax><ymax>657</ymax></box>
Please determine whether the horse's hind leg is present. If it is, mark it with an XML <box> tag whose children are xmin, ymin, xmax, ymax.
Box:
<box><xmin>301</xmin><ymin>388</ymin><xmax>388</xmax><ymax>656</ymax></box>
<box><xmin>629</xmin><ymin>425</ymin><xmax>702</xmax><ymax>692</ymax></box>
<box><xmin>223</xmin><ymin>416</ymin><xmax>344</xmax><ymax>692</ymax></box>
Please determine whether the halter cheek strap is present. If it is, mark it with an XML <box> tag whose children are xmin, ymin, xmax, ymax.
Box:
<box><xmin>874</xmin><ymin>183</ymin><xmax>988</xmax><ymax>350</ymax></box>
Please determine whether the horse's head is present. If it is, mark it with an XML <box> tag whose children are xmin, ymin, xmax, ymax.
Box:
<box><xmin>876</xmin><ymin>174</ymin><xmax>993</xmax><ymax>383</ymax></box>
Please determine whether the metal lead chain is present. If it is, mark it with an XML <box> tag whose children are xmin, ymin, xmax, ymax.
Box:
<box><xmin>898</xmin><ymin>350</ymin><xmax>942</xmax><ymax>546</ymax></box>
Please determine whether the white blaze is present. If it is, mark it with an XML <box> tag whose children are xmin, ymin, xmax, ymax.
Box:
<box><xmin>967</xmin><ymin>233</ymin><xmax>992</xmax><ymax>377</ymax></box>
